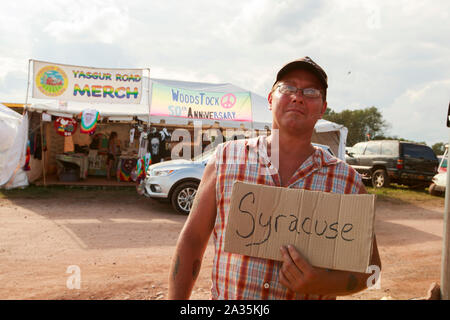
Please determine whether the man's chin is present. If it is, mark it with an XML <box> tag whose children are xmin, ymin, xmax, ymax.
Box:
<box><xmin>281</xmin><ymin>119</ymin><xmax>315</xmax><ymax>132</ymax></box>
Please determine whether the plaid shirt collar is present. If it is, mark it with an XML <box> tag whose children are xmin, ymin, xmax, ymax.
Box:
<box><xmin>247</xmin><ymin>135</ymin><xmax>339</xmax><ymax>186</ymax></box>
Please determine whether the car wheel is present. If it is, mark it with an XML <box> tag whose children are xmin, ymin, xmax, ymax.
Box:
<box><xmin>171</xmin><ymin>182</ymin><xmax>199</xmax><ymax>215</ymax></box>
<box><xmin>372</xmin><ymin>169</ymin><xmax>390</xmax><ymax>188</ymax></box>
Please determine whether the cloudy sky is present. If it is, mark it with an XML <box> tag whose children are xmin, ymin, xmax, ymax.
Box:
<box><xmin>1</xmin><ymin>0</ymin><xmax>449</xmax><ymax>146</ymax></box>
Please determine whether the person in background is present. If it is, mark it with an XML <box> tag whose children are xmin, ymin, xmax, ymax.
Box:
<box><xmin>107</xmin><ymin>131</ymin><xmax>120</xmax><ymax>180</ymax></box>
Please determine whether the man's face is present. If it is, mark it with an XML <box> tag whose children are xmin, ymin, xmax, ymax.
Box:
<box><xmin>268</xmin><ymin>69</ymin><xmax>327</xmax><ymax>135</ymax></box>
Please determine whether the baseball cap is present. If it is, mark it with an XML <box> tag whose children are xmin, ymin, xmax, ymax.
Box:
<box><xmin>274</xmin><ymin>56</ymin><xmax>328</xmax><ymax>89</ymax></box>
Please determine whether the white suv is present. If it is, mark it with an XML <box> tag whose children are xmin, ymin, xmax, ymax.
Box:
<box><xmin>141</xmin><ymin>148</ymin><xmax>214</xmax><ymax>214</ymax></box>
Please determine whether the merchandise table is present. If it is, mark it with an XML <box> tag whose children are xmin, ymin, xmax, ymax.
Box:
<box><xmin>55</xmin><ymin>153</ymin><xmax>89</xmax><ymax>179</ymax></box>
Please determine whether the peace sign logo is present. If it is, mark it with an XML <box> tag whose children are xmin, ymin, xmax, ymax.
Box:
<box><xmin>220</xmin><ymin>93</ymin><xmax>236</xmax><ymax>109</ymax></box>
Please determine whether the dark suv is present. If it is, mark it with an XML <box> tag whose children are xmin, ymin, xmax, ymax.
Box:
<box><xmin>346</xmin><ymin>140</ymin><xmax>439</xmax><ymax>188</ymax></box>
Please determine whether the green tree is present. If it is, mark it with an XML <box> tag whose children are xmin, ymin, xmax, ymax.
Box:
<box><xmin>323</xmin><ymin>106</ymin><xmax>389</xmax><ymax>146</ymax></box>
<box><xmin>432</xmin><ymin>142</ymin><xmax>446</xmax><ymax>155</ymax></box>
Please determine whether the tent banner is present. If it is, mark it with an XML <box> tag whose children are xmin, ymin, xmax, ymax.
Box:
<box><xmin>32</xmin><ymin>60</ymin><xmax>143</xmax><ymax>104</ymax></box>
<box><xmin>150</xmin><ymin>82</ymin><xmax>252</xmax><ymax>122</ymax></box>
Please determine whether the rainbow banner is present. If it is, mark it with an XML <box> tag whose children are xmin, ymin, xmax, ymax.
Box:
<box><xmin>150</xmin><ymin>83</ymin><xmax>252</xmax><ymax>122</ymax></box>
<box><xmin>32</xmin><ymin>60</ymin><xmax>143</xmax><ymax>104</ymax></box>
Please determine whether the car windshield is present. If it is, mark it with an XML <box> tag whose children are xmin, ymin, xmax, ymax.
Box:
<box><xmin>192</xmin><ymin>147</ymin><xmax>216</xmax><ymax>162</ymax></box>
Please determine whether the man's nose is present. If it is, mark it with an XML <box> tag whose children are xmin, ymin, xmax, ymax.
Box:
<box><xmin>291</xmin><ymin>90</ymin><xmax>305</xmax><ymax>102</ymax></box>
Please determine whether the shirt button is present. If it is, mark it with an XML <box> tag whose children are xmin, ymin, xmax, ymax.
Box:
<box><xmin>263</xmin><ymin>283</ymin><xmax>270</xmax><ymax>289</ymax></box>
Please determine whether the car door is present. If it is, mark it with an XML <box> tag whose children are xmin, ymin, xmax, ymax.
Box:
<box><xmin>401</xmin><ymin>143</ymin><xmax>438</xmax><ymax>182</ymax></box>
<box><xmin>359</xmin><ymin>141</ymin><xmax>382</xmax><ymax>171</ymax></box>
<box><xmin>380</xmin><ymin>140</ymin><xmax>399</xmax><ymax>175</ymax></box>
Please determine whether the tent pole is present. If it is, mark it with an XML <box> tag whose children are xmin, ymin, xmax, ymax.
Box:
<box><xmin>23</xmin><ymin>59</ymin><xmax>31</xmax><ymax>116</ymax></box>
<box><xmin>146</xmin><ymin>68</ymin><xmax>151</xmax><ymax>129</ymax></box>
<box><xmin>40</xmin><ymin>120</ymin><xmax>46</xmax><ymax>187</ymax></box>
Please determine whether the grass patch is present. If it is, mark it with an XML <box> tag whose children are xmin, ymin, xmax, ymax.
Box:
<box><xmin>0</xmin><ymin>185</ymin><xmax>55</xmax><ymax>199</ymax></box>
<box><xmin>366</xmin><ymin>183</ymin><xmax>444</xmax><ymax>205</ymax></box>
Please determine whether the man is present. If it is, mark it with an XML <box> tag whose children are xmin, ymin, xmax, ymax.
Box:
<box><xmin>168</xmin><ymin>57</ymin><xmax>381</xmax><ymax>300</ymax></box>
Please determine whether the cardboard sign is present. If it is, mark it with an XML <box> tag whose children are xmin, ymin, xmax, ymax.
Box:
<box><xmin>224</xmin><ymin>182</ymin><xmax>376</xmax><ymax>273</ymax></box>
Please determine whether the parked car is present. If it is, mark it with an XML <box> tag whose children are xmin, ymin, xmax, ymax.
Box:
<box><xmin>429</xmin><ymin>145</ymin><xmax>448</xmax><ymax>195</ymax></box>
<box><xmin>142</xmin><ymin>147</ymin><xmax>214</xmax><ymax>214</ymax></box>
<box><xmin>437</xmin><ymin>145</ymin><xmax>448</xmax><ymax>173</ymax></box>
<box><xmin>429</xmin><ymin>172</ymin><xmax>446</xmax><ymax>196</ymax></box>
<box><xmin>141</xmin><ymin>142</ymin><xmax>335</xmax><ymax>214</ymax></box>
<box><xmin>345</xmin><ymin>147</ymin><xmax>355</xmax><ymax>163</ymax></box>
<box><xmin>436</xmin><ymin>155</ymin><xmax>447</xmax><ymax>174</ymax></box>
<box><xmin>346</xmin><ymin>140</ymin><xmax>439</xmax><ymax>188</ymax></box>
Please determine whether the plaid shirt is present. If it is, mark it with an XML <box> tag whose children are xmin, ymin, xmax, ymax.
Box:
<box><xmin>210</xmin><ymin>135</ymin><xmax>366</xmax><ymax>300</ymax></box>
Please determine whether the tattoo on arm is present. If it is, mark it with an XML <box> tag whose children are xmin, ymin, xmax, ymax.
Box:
<box><xmin>346</xmin><ymin>274</ymin><xmax>358</xmax><ymax>292</ymax></box>
<box><xmin>192</xmin><ymin>259</ymin><xmax>201</xmax><ymax>280</ymax></box>
<box><xmin>173</xmin><ymin>255</ymin><xmax>180</xmax><ymax>280</ymax></box>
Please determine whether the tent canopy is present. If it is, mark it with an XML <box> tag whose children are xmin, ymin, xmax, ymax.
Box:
<box><xmin>312</xmin><ymin>119</ymin><xmax>348</xmax><ymax>160</ymax></box>
<box><xmin>27</xmin><ymin>77</ymin><xmax>272</xmax><ymax>129</ymax></box>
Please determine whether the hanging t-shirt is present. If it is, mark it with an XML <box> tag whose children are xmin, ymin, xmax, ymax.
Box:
<box><xmin>79</xmin><ymin>109</ymin><xmax>100</xmax><ymax>135</ymax></box>
<box><xmin>148</xmin><ymin>132</ymin><xmax>162</xmax><ymax>163</ymax></box>
<box><xmin>23</xmin><ymin>141</ymin><xmax>31</xmax><ymax>171</ymax></box>
<box><xmin>159</xmin><ymin>128</ymin><xmax>172</xmax><ymax>159</ymax></box>
<box><xmin>138</xmin><ymin>132</ymin><xmax>148</xmax><ymax>158</ymax></box>
<box><xmin>136</xmin><ymin>152</ymin><xmax>152</xmax><ymax>184</ymax></box>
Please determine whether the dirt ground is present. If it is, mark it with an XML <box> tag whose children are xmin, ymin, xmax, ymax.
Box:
<box><xmin>0</xmin><ymin>187</ymin><xmax>445</xmax><ymax>300</ymax></box>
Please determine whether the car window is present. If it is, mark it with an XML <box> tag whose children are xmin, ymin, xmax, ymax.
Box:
<box><xmin>353</xmin><ymin>142</ymin><xmax>367</xmax><ymax>155</ymax></box>
<box><xmin>192</xmin><ymin>147</ymin><xmax>216</xmax><ymax>162</ymax></box>
<box><xmin>381</xmin><ymin>141</ymin><xmax>398</xmax><ymax>156</ymax></box>
<box><xmin>364</xmin><ymin>141</ymin><xmax>381</xmax><ymax>155</ymax></box>
<box><xmin>402</xmin><ymin>144</ymin><xmax>437</xmax><ymax>160</ymax></box>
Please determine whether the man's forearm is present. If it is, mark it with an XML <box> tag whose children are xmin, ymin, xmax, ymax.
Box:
<box><xmin>319</xmin><ymin>268</ymin><xmax>372</xmax><ymax>296</ymax></box>
<box><xmin>168</xmin><ymin>254</ymin><xmax>201</xmax><ymax>299</ymax></box>
<box><xmin>168</xmin><ymin>232</ymin><xmax>207</xmax><ymax>299</ymax></box>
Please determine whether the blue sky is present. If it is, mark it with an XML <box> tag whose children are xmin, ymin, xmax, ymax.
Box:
<box><xmin>1</xmin><ymin>0</ymin><xmax>449</xmax><ymax>146</ymax></box>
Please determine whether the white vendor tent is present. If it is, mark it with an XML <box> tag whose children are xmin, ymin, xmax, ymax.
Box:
<box><xmin>0</xmin><ymin>104</ymin><xmax>29</xmax><ymax>189</ymax></box>
<box><xmin>313</xmin><ymin>119</ymin><xmax>348</xmax><ymax>160</ymax></box>
<box><xmin>27</xmin><ymin>77</ymin><xmax>347</xmax><ymax>159</ymax></box>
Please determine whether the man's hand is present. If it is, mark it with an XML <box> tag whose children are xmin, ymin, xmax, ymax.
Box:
<box><xmin>279</xmin><ymin>245</ymin><xmax>324</xmax><ymax>294</ymax></box>
<box><xmin>279</xmin><ymin>244</ymin><xmax>372</xmax><ymax>296</ymax></box>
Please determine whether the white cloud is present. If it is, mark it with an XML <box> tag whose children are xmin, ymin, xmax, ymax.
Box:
<box><xmin>384</xmin><ymin>80</ymin><xmax>450</xmax><ymax>145</ymax></box>
<box><xmin>42</xmin><ymin>0</ymin><xmax>129</xmax><ymax>44</ymax></box>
